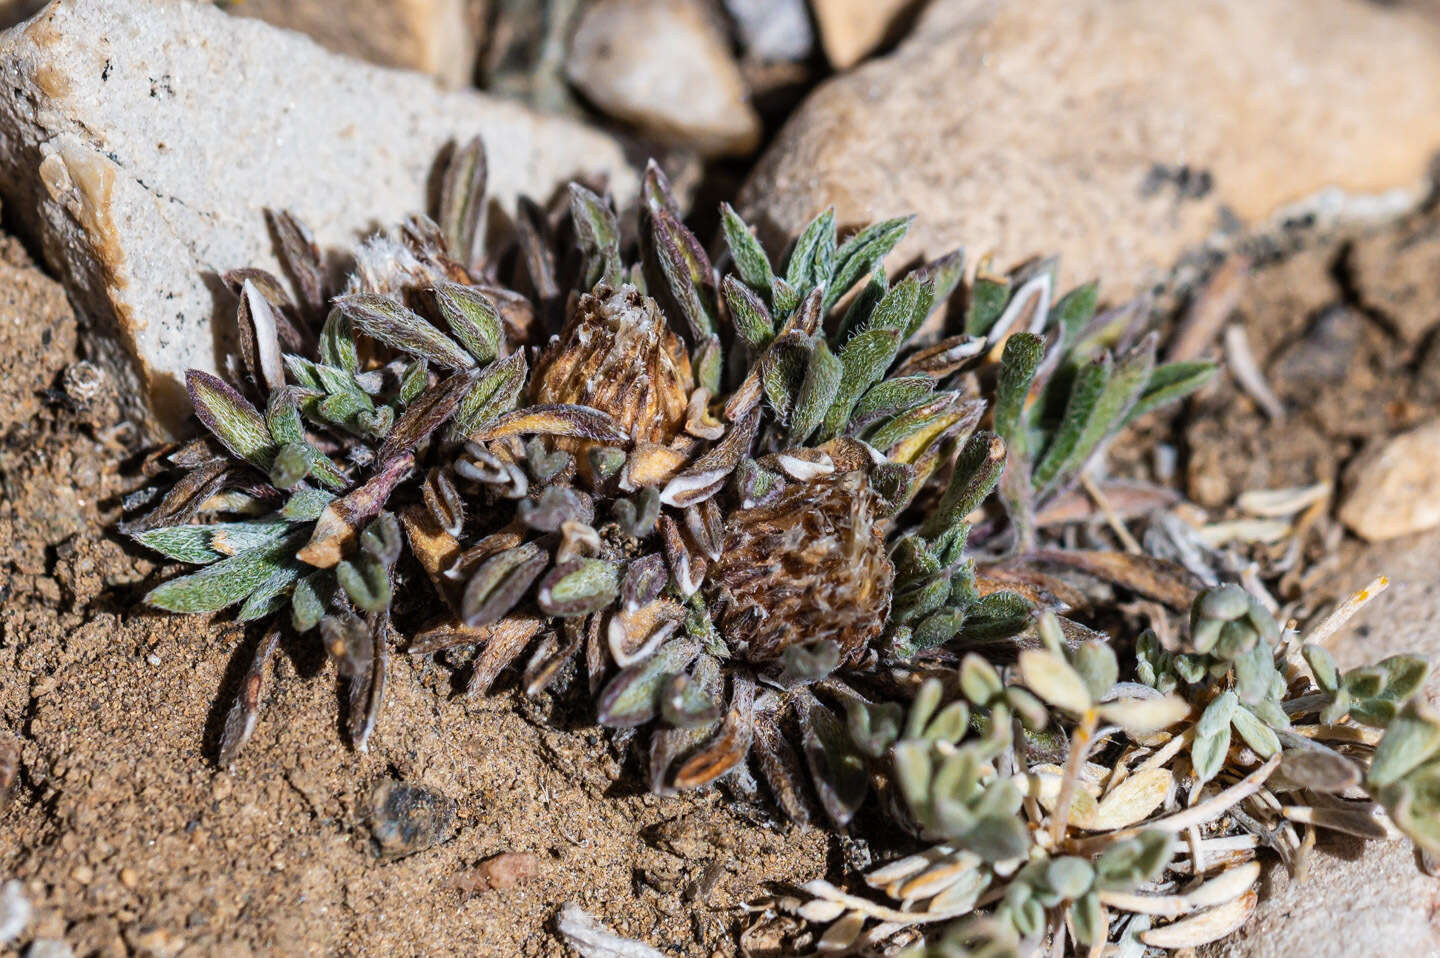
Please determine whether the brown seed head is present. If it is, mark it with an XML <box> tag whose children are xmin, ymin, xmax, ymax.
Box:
<box><xmin>531</xmin><ymin>284</ymin><xmax>694</xmax><ymax>450</ymax></box>
<box><xmin>708</xmin><ymin>470</ymin><xmax>893</xmax><ymax>665</ymax></box>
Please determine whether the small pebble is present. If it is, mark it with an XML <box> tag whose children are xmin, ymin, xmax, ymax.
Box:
<box><xmin>119</xmin><ymin>868</ymin><xmax>138</xmax><ymax>891</ymax></box>
<box><xmin>368</xmin><ymin>781</ymin><xmax>456</xmax><ymax>859</ymax></box>
<box><xmin>0</xmin><ymin>880</ymin><xmax>32</xmax><ymax>944</ymax></box>
<box><xmin>70</xmin><ymin>865</ymin><xmax>93</xmax><ymax>885</ymax></box>
<box><xmin>476</xmin><ymin>852</ymin><xmax>541</xmax><ymax>891</ymax></box>
<box><xmin>26</xmin><ymin>939</ymin><xmax>75</xmax><ymax>958</ymax></box>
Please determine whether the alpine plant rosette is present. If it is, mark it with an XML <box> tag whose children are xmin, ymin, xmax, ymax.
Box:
<box><xmin>123</xmin><ymin>137</ymin><xmax>1440</xmax><ymax>954</ymax></box>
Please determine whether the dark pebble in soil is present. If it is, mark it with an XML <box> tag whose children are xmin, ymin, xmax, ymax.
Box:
<box><xmin>368</xmin><ymin>780</ymin><xmax>457</xmax><ymax>859</ymax></box>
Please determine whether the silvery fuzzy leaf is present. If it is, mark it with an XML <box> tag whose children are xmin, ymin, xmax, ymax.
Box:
<box><xmin>1031</xmin><ymin>355</ymin><xmax>1109</xmax><ymax>490</ymax></box>
<box><xmin>800</xmin><ymin>698</ymin><xmax>869</xmax><ymax>827</ymax></box>
<box><xmin>145</xmin><ymin>529</ymin><xmax>306</xmax><ymax>613</ymax></box>
<box><xmin>398</xmin><ymin>358</ymin><xmax>429</xmax><ymax>406</ymax></box>
<box><xmin>864</xmin><ymin>390</ymin><xmax>972</xmax><ymax>452</ymax></box>
<box><xmin>993</xmin><ymin>332</ymin><xmax>1045</xmax><ymax>448</ymax></box>
<box><xmin>437</xmin><ymin>136</ymin><xmax>486</xmax><ymax>268</ymax></box>
<box><xmin>776</xmin><ymin>641</ymin><xmax>842</xmax><ymax>686</ymax></box>
<box><xmin>1097</xmin><ymin>694</ymin><xmax>1190</xmax><ymax>735</ymax></box>
<box><xmin>1045</xmin><ymin>857</ymin><xmax>1095</xmax><ymax>900</ymax></box>
<box><xmin>1229</xmin><ymin>703</ymin><xmax>1279</xmax><ymax>758</ymax></box>
<box><xmin>336</xmin><ymin>293</ymin><xmax>475</xmax><ymax>370</ymax></box>
<box><xmin>337</xmin><ymin>553</ymin><xmax>392</xmax><ymax>614</ymax></box>
<box><xmin>960</xmin><ymin>813</ymin><xmax>1030</xmax><ymax>863</ymax></box>
<box><xmin>537</xmin><ymin>558</ymin><xmax>619</xmax><ymax>617</ymax></box>
<box><xmin>720</xmin><ymin>203</ymin><xmax>774</xmax><ymax>294</ymax></box>
<box><xmin>186</xmin><ymin>370</ymin><xmax>274</xmax><ymax>469</ymax></box>
<box><xmin>1124</xmin><ymin>359</ymin><xmax>1217</xmax><ymax>425</ymax></box>
<box><xmin>759</xmin><ymin>328</ymin><xmax>809</xmax><ymax>423</ymax></box>
<box><xmin>1019</xmin><ymin>648</ymin><xmax>1091</xmax><ymax>716</ymax></box>
<box><xmin>1303</xmin><ymin>642</ymin><xmax>1340</xmax><ymax>693</ymax></box>
<box><xmin>318</xmin><ymin>308</ymin><xmax>360</xmax><ymax>374</ymax></box>
<box><xmin>1233</xmin><ymin>643</ymin><xmax>1276</xmax><ymax>706</ymax></box>
<box><xmin>721</xmin><ymin>274</ymin><xmax>774</xmax><ymax>350</ymax></box>
<box><xmin>770</xmin><ymin>275</ymin><xmax>800</xmax><ymax>317</ymax></box>
<box><xmin>866</xmin><ymin>272</ymin><xmax>924</xmax><ymax>335</ymax></box>
<box><xmin>920</xmin><ymin>431</ymin><xmax>1006</xmax><ymax>539</ymax></box>
<box><xmin>825</xmin><ymin>215</ymin><xmax>913</xmax><ymax>313</ymax></box>
<box><xmin>818</xmin><ymin>327</ymin><xmax>902</xmax><ymax>440</ymax></box>
<box><xmin>269</xmin><ymin>443</ymin><xmax>312</xmax><ymax>490</ymax></box>
<box><xmin>640</xmin><ymin>158</ymin><xmax>681</xmax><ymax>218</ymax></box>
<box><xmin>133</xmin><ymin>519</ymin><xmax>287</xmax><ymax>565</ymax></box>
<box><xmin>1095</xmin><ymin>831</ymin><xmax>1176</xmax><ymax>891</ymax></box>
<box><xmin>903</xmin><ymin>678</ymin><xmax>945</xmax><ymax>741</ymax></box>
<box><xmin>1368</xmin><ymin>700</ymin><xmax>1440</xmax><ymax>788</ymax></box>
<box><xmin>964</xmin><ymin>271</ymin><xmax>1011</xmax><ymax>336</ymax></box>
<box><xmin>693</xmin><ymin>334</ymin><xmax>723</xmax><ymax>395</ymax></box>
<box><xmin>833</xmin><ymin>269</ymin><xmax>887</xmax><ymax>345</ymax></box>
<box><xmin>960</xmin><ymin>654</ymin><xmax>1004</xmax><ymax>707</ymax></box>
<box><xmin>1073</xmin><ymin>640</ymin><xmax>1119</xmax><ymax>701</ymax></box>
<box><xmin>651</xmin><ymin>207</ymin><xmax>716</xmax><ymax>339</ymax></box>
<box><xmin>1051</xmin><ymin>280</ymin><xmax>1099</xmax><ymax>345</ymax></box>
<box><xmin>1040</xmin><ymin>333</ymin><xmax>1158</xmax><ymax>496</ymax></box>
<box><xmin>657</xmin><ymin>671</ymin><xmax>721</xmax><ymax>729</ymax></box>
<box><xmin>787</xmin><ymin>339</ymin><xmax>842</xmax><ymax>444</ymax></box>
<box><xmin>911</xmin><ymin>608</ymin><xmax>965</xmax><ymax>651</ymax></box>
<box><xmin>784</xmin><ymin>207</ymin><xmax>835</xmax><ymax>295</ymax></box>
<box><xmin>1191</xmin><ymin>727</ymin><xmax>1231</xmax><ymax>786</ymax></box>
<box><xmin>290</xmin><ymin>572</ymin><xmax>331</xmax><ymax>632</ymax></box>
<box><xmin>569</xmin><ymin>183</ymin><xmax>623</xmax><ymax>289</ymax></box>
<box><xmin>955</xmin><ymin>591</ymin><xmax>1032</xmax><ymax>644</ymax></box>
<box><xmin>238</xmin><ymin>560</ymin><xmax>306</xmax><ymax>620</ymax></box>
<box><xmin>1070</xmin><ymin>891</ymin><xmax>1104</xmax><ymax>947</ymax></box>
<box><xmin>597</xmin><ymin>639</ymin><xmax>700</xmax><ymax>728</ymax></box>
<box><xmin>842</xmin><ymin>697</ymin><xmax>903</xmax><ymax>758</ymax></box>
<box><xmin>433</xmin><ymin>283</ymin><xmax>503</xmax><ymax>364</ymax></box>
<box><xmin>461</xmin><ymin>543</ymin><xmax>549</xmax><ymax>626</ymax></box>
<box><xmin>448</xmin><ymin>351</ymin><xmax>527</xmax><ymax>442</ymax></box>
<box><xmin>848</xmin><ymin>376</ymin><xmax>935</xmax><ymax>431</ymax></box>
<box><xmin>282</xmin><ymin>485</ymin><xmax>336</xmax><ymax>523</ymax></box>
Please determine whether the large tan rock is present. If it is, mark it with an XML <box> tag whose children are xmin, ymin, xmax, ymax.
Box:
<box><xmin>741</xmin><ymin>0</ymin><xmax>1440</xmax><ymax>320</ymax></box>
<box><xmin>0</xmin><ymin>0</ymin><xmax>639</xmax><ymax>435</ymax></box>
<box><xmin>566</xmin><ymin>0</ymin><xmax>761</xmax><ymax>157</ymax></box>
<box><xmin>229</xmin><ymin>0</ymin><xmax>484</xmax><ymax>87</ymax></box>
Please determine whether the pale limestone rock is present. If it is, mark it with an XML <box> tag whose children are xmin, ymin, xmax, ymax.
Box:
<box><xmin>0</xmin><ymin>0</ymin><xmax>638</xmax><ymax>435</ymax></box>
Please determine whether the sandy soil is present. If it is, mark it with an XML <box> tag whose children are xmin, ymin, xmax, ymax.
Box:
<box><xmin>3</xmin><ymin>200</ymin><xmax>1440</xmax><ymax>956</ymax></box>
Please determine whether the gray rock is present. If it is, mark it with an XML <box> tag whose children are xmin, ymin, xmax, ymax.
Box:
<box><xmin>725</xmin><ymin>0</ymin><xmax>814</xmax><ymax>63</ymax></box>
<box><xmin>567</xmin><ymin>0</ymin><xmax>761</xmax><ymax>157</ymax></box>
<box><xmin>742</xmin><ymin>0</ymin><xmax>1440</xmax><ymax>331</ymax></box>
<box><xmin>26</xmin><ymin>940</ymin><xmax>76</xmax><ymax>958</ymax></box>
<box><xmin>0</xmin><ymin>880</ymin><xmax>30</xmax><ymax>945</ymax></box>
<box><xmin>0</xmin><ymin>0</ymin><xmax>639</xmax><ymax>435</ymax></box>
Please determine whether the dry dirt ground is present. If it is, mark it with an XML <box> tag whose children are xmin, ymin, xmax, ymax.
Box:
<box><xmin>3</xmin><ymin>200</ymin><xmax>1440</xmax><ymax>956</ymax></box>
